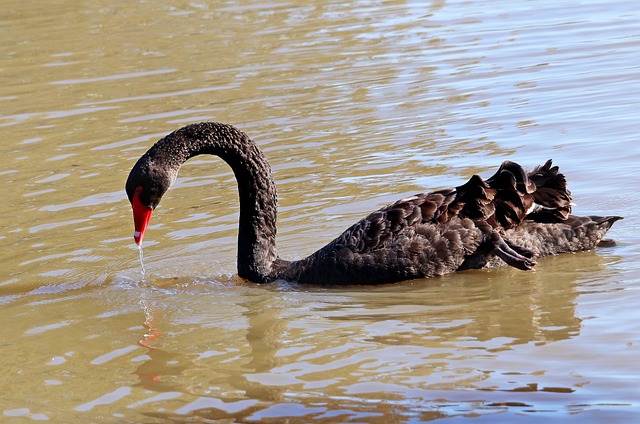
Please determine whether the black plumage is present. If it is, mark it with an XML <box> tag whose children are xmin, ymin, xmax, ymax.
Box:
<box><xmin>125</xmin><ymin>122</ymin><xmax>621</xmax><ymax>285</ymax></box>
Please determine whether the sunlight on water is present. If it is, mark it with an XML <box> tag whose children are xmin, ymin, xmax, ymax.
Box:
<box><xmin>0</xmin><ymin>0</ymin><xmax>638</xmax><ymax>422</ymax></box>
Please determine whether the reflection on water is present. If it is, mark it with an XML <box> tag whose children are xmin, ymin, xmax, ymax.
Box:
<box><xmin>1</xmin><ymin>0</ymin><xmax>639</xmax><ymax>421</ymax></box>
<box><xmin>26</xmin><ymin>252</ymin><xmax>606</xmax><ymax>421</ymax></box>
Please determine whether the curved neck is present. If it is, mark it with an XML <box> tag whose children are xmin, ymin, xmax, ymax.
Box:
<box><xmin>151</xmin><ymin>122</ymin><xmax>279</xmax><ymax>282</ymax></box>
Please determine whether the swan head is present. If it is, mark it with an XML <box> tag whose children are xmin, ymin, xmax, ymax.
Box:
<box><xmin>125</xmin><ymin>156</ymin><xmax>176</xmax><ymax>245</ymax></box>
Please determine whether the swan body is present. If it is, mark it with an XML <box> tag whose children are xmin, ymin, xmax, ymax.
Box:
<box><xmin>125</xmin><ymin>122</ymin><xmax>621</xmax><ymax>285</ymax></box>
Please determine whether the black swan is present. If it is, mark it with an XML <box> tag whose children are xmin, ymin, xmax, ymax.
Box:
<box><xmin>125</xmin><ymin>122</ymin><xmax>621</xmax><ymax>285</ymax></box>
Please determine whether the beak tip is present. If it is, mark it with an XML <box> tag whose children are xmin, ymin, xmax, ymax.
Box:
<box><xmin>134</xmin><ymin>231</ymin><xmax>142</xmax><ymax>245</ymax></box>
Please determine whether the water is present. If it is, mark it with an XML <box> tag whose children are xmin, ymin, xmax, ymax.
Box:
<box><xmin>138</xmin><ymin>245</ymin><xmax>146</xmax><ymax>281</ymax></box>
<box><xmin>1</xmin><ymin>0</ymin><xmax>639</xmax><ymax>422</ymax></box>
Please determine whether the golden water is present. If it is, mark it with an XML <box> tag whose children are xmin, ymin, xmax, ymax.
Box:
<box><xmin>1</xmin><ymin>0</ymin><xmax>639</xmax><ymax>421</ymax></box>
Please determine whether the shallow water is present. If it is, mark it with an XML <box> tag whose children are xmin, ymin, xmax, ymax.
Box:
<box><xmin>1</xmin><ymin>0</ymin><xmax>639</xmax><ymax>421</ymax></box>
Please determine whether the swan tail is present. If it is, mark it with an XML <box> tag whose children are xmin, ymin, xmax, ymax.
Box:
<box><xmin>499</xmin><ymin>214</ymin><xmax>623</xmax><ymax>259</ymax></box>
<box><xmin>568</xmin><ymin>215</ymin><xmax>622</xmax><ymax>251</ymax></box>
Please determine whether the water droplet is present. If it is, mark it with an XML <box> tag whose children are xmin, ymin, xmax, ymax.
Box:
<box><xmin>138</xmin><ymin>244</ymin><xmax>146</xmax><ymax>281</ymax></box>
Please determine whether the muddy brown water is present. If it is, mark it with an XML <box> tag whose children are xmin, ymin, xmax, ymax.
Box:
<box><xmin>1</xmin><ymin>0</ymin><xmax>639</xmax><ymax>421</ymax></box>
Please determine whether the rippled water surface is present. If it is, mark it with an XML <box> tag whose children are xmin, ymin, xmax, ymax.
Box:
<box><xmin>2</xmin><ymin>0</ymin><xmax>639</xmax><ymax>422</ymax></box>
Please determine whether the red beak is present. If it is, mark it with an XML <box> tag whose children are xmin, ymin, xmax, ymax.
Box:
<box><xmin>132</xmin><ymin>190</ymin><xmax>153</xmax><ymax>245</ymax></box>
